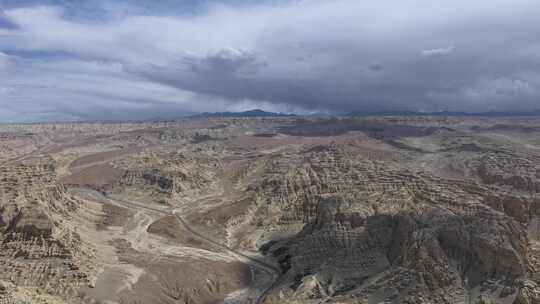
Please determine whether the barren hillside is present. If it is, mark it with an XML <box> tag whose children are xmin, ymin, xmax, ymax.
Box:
<box><xmin>1</xmin><ymin>116</ymin><xmax>540</xmax><ymax>304</ymax></box>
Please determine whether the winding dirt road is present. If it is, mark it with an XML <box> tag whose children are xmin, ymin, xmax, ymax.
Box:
<box><xmin>98</xmin><ymin>193</ymin><xmax>281</xmax><ymax>304</ymax></box>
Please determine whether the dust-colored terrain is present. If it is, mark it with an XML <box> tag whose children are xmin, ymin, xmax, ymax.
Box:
<box><xmin>2</xmin><ymin>116</ymin><xmax>540</xmax><ymax>304</ymax></box>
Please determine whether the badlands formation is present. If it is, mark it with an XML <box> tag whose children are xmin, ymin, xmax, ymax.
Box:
<box><xmin>1</xmin><ymin>116</ymin><xmax>540</xmax><ymax>304</ymax></box>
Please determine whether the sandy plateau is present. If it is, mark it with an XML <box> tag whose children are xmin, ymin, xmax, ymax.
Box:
<box><xmin>2</xmin><ymin>116</ymin><xmax>540</xmax><ymax>304</ymax></box>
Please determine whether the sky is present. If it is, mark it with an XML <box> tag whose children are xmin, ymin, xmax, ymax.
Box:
<box><xmin>1</xmin><ymin>0</ymin><xmax>540</xmax><ymax>122</ymax></box>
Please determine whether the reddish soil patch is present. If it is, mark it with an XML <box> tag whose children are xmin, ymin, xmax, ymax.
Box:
<box><xmin>280</xmin><ymin>119</ymin><xmax>440</xmax><ymax>138</ymax></box>
<box><xmin>96</xmin><ymin>203</ymin><xmax>131</xmax><ymax>230</ymax></box>
<box><xmin>63</xmin><ymin>163</ymin><xmax>124</xmax><ymax>189</ymax></box>
<box><xmin>229</xmin><ymin>134</ymin><xmax>337</xmax><ymax>151</ymax></box>
<box><xmin>190</xmin><ymin>198</ymin><xmax>252</xmax><ymax>226</ymax></box>
<box><xmin>70</xmin><ymin>147</ymin><xmax>141</xmax><ymax>169</ymax></box>
<box><xmin>182</xmin><ymin>198</ymin><xmax>255</xmax><ymax>243</ymax></box>
<box><xmin>147</xmin><ymin>216</ymin><xmax>211</xmax><ymax>251</ymax></box>
<box><xmin>42</xmin><ymin>136</ymin><xmax>107</xmax><ymax>154</ymax></box>
<box><xmin>116</xmin><ymin>242</ymin><xmax>252</xmax><ymax>304</ymax></box>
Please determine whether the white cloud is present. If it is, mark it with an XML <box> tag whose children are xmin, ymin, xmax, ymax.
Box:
<box><xmin>421</xmin><ymin>46</ymin><xmax>455</xmax><ymax>57</ymax></box>
<box><xmin>0</xmin><ymin>57</ymin><xmax>201</xmax><ymax>121</ymax></box>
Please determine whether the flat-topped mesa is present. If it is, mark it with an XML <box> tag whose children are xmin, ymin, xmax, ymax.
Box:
<box><xmin>111</xmin><ymin>150</ymin><xmax>222</xmax><ymax>201</ymax></box>
<box><xmin>118</xmin><ymin>166</ymin><xmax>216</xmax><ymax>199</ymax></box>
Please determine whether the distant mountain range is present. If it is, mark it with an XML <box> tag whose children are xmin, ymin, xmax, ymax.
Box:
<box><xmin>190</xmin><ymin>109</ymin><xmax>296</xmax><ymax>118</ymax></box>
<box><xmin>180</xmin><ymin>108</ymin><xmax>540</xmax><ymax>121</ymax></box>
<box><xmin>347</xmin><ymin>110</ymin><xmax>540</xmax><ymax>117</ymax></box>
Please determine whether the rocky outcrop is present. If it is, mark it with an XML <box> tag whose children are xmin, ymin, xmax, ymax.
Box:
<box><xmin>244</xmin><ymin>146</ymin><xmax>536</xmax><ymax>303</ymax></box>
<box><xmin>2</xmin><ymin>116</ymin><xmax>540</xmax><ymax>304</ymax></box>
<box><xmin>478</xmin><ymin>153</ymin><xmax>540</xmax><ymax>193</ymax></box>
<box><xmin>264</xmin><ymin>201</ymin><xmax>528</xmax><ymax>303</ymax></box>
<box><xmin>0</xmin><ymin>159</ymin><xmax>95</xmax><ymax>298</ymax></box>
<box><xmin>116</xmin><ymin>151</ymin><xmax>220</xmax><ymax>201</ymax></box>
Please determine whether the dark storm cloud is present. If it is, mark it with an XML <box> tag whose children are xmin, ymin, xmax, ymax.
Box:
<box><xmin>1</xmin><ymin>0</ymin><xmax>540</xmax><ymax>121</ymax></box>
<box><xmin>126</xmin><ymin>0</ymin><xmax>540</xmax><ymax>113</ymax></box>
<box><xmin>131</xmin><ymin>48</ymin><xmax>317</xmax><ymax>107</ymax></box>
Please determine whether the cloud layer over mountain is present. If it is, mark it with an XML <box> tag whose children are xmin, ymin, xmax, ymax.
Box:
<box><xmin>1</xmin><ymin>0</ymin><xmax>540</xmax><ymax>121</ymax></box>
